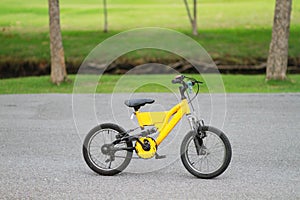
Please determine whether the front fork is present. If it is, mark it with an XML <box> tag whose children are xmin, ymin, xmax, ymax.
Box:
<box><xmin>187</xmin><ymin>114</ymin><xmax>205</xmax><ymax>134</ymax></box>
<box><xmin>187</xmin><ymin>114</ymin><xmax>206</xmax><ymax>155</ymax></box>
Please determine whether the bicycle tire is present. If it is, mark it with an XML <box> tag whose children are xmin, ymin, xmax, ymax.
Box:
<box><xmin>180</xmin><ymin>126</ymin><xmax>232</xmax><ymax>179</ymax></box>
<box><xmin>83</xmin><ymin>123</ymin><xmax>133</xmax><ymax>176</ymax></box>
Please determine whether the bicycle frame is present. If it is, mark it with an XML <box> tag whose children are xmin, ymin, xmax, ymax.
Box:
<box><xmin>135</xmin><ymin>99</ymin><xmax>191</xmax><ymax>146</ymax></box>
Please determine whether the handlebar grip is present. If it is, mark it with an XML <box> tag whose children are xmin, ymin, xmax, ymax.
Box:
<box><xmin>171</xmin><ymin>79</ymin><xmax>181</xmax><ymax>84</ymax></box>
<box><xmin>172</xmin><ymin>75</ymin><xmax>185</xmax><ymax>84</ymax></box>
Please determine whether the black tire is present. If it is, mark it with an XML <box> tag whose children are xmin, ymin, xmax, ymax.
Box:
<box><xmin>83</xmin><ymin>123</ymin><xmax>133</xmax><ymax>176</ymax></box>
<box><xmin>180</xmin><ymin>126</ymin><xmax>232</xmax><ymax>179</ymax></box>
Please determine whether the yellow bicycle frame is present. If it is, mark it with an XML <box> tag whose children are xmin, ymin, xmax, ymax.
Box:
<box><xmin>135</xmin><ymin>99</ymin><xmax>191</xmax><ymax>146</ymax></box>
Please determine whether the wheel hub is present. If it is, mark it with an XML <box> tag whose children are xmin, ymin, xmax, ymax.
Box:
<box><xmin>101</xmin><ymin>144</ymin><xmax>112</xmax><ymax>155</ymax></box>
<box><xmin>199</xmin><ymin>146</ymin><xmax>209</xmax><ymax>155</ymax></box>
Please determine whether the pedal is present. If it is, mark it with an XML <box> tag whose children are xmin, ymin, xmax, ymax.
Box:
<box><xmin>155</xmin><ymin>153</ymin><xmax>166</xmax><ymax>159</ymax></box>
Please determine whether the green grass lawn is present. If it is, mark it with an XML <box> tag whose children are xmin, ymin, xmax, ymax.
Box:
<box><xmin>0</xmin><ymin>74</ymin><xmax>299</xmax><ymax>94</ymax></box>
<box><xmin>0</xmin><ymin>0</ymin><xmax>300</xmax><ymax>63</ymax></box>
<box><xmin>1</xmin><ymin>0</ymin><xmax>300</xmax><ymax>32</ymax></box>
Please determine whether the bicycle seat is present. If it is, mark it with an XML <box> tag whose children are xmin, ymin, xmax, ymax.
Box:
<box><xmin>124</xmin><ymin>98</ymin><xmax>155</xmax><ymax>111</ymax></box>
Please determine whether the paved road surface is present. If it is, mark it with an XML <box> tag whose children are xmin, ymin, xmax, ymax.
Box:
<box><xmin>0</xmin><ymin>94</ymin><xmax>299</xmax><ymax>199</ymax></box>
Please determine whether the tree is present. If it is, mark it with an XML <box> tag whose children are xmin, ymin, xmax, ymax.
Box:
<box><xmin>103</xmin><ymin>0</ymin><xmax>108</xmax><ymax>32</ymax></box>
<box><xmin>266</xmin><ymin>0</ymin><xmax>293</xmax><ymax>80</ymax></box>
<box><xmin>183</xmin><ymin>0</ymin><xmax>198</xmax><ymax>36</ymax></box>
<box><xmin>48</xmin><ymin>0</ymin><xmax>68</xmax><ymax>85</ymax></box>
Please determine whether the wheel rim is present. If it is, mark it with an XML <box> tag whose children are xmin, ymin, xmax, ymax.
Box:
<box><xmin>87</xmin><ymin>128</ymin><xmax>128</xmax><ymax>171</ymax></box>
<box><xmin>185</xmin><ymin>131</ymin><xmax>226</xmax><ymax>175</ymax></box>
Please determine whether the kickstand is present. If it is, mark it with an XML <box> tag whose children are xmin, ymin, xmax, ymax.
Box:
<box><xmin>155</xmin><ymin>153</ymin><xmax>166</xmax><ymax>159</ymax></box>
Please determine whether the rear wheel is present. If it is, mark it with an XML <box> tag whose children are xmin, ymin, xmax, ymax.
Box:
<box><xmin>83</xmin><ymin>123</ymin><xmax>133</xmax><ymax>176</ymax></box>
<box><xmin>180</xmin><ymin>126</ymin><xmax>232</xmax><ymax>179</ymax></box>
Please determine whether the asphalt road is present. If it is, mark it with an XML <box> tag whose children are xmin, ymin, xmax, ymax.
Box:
<box><xmin>0</xmin><ymin>94</ymin><xmax>299</xmax><ymax>199</ymax></box>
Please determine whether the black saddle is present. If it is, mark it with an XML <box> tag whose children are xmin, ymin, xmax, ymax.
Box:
<box><xmin>124</xmin><ymin>98</ymin><xmax>155</xmax><ymax>111</ymax></box>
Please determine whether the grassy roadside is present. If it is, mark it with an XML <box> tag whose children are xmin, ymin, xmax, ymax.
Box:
<box><xmin>0</xmin><ymin>74</ymin><xmax>299</xmax><ymax>94</ymax></box>
<box><xmin>1</xmin><ymin>27</ymin><xmax>300</xmax><ymax>62</ymax></box>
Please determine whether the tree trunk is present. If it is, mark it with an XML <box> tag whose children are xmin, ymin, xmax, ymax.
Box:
<box><xmin>48</xmin><ymin>0</ymin><xmax>67</xmax><ymax>85</ymax></box>
<box><xmin>103</xmin><ymin>0</ymin><xmax>108</xmax><ymax>32</ymax></box>
<box><xmin>183</xmin><ymin>0</ymin><xmax>198</xmax><ymax>36</ymax></box>
<box><xmin>266</xmin><ymin>0</ymin><xmax>292</xmax><ymax>80</ymax></box>
<box><xmin>192</xmin><ymin>0</ymin><xmax>198</xmax><ymax>36</ymax></box>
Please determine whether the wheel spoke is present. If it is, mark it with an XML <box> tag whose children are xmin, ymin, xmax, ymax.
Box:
<box><xmin>108</xmin><ymin>159</ymin><xmax>112</xmax><ymax>169</ymax></box>
<box><xmin>208</xmin><ymin>153</ymin><xmax>223</xmax><ymax>163</ymax></box>
<box><xmin>114</xmin><ymin>155</ymin><xmax>130</xmax><ymax>159</ymax></box>
<box><xmin>90</xmin><ymin>154</ymin><xmax>106</xmax><ymax>167</ymax></box>
<box><xmin>210</xmin><ymin>147</ymin><xmax>225</xmax><ymax>154</ymax></box>
<box><xmin>207</xmin><ymin>157</ymin><xmax>217</xmax><ymax>169</ymax></box>
<box><xmin>188</xmin><ymin>153</ymin><xmax>200</xmax><ymax>156</ymax></box>
<box><xmin>208</xmin><ymin>156</ymin><xmax>222</xmax><ymax>170</ymax></box>
<box><xmin>210</xmin><ymin>143</ymin><xmax>224</xmax><ymax>151</ymax></box>
<box><xmin>199</xmin><ymin>156</ymin><xmax>204</xmax><ymax>171</ymax></box>
<box><xmin>191</xmin><ymin>155</ymin><xmax>205</xmax><ymax>166</ymax></box>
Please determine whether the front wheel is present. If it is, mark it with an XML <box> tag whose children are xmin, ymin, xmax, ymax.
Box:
<box><xmin>82</xmin><ymin>123</ymin><xmax>133</xmax><ymax>176</ymax></box>
<box><xmin>180</xmin><ymin>126</ymin><xmax>232</xmax><ymax>179</ymax></box>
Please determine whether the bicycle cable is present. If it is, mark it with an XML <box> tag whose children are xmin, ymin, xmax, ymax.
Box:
<box><xmin>185</xmin><ymin>76</ymin><xmax>201</xmax><ymax>104</ymax></box>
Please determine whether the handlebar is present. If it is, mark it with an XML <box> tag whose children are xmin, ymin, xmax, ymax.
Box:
<box><xmin>171</xmin><ymin>75</ymin><xmax>203</xmax><ymax>85</ymax></box>
<box><xmin>171</xmin><ymin>75</ymin><xmax>203</xmax><ymax>101</ymax></box>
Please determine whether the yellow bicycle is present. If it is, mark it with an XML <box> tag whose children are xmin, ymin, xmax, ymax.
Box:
<box><xmin>83</xmin><ymin>75</ymin><xmax>232</xmax><ymax>178</ymax></box>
